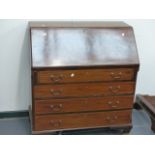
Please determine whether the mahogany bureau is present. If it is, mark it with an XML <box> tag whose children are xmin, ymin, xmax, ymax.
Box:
<box><xmin>29</xmin><ymin>21</ymin><xmax>140</xmax><ymax>134</ymax></box>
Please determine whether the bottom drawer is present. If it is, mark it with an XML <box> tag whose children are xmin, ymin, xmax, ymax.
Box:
<box><xmin>34</xmin><ymin>110</ymin><xmax>132</xmax><ymax>131</ymax></box>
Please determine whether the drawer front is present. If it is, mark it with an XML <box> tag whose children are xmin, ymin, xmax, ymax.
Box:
<box><xmin>36</xmin><ymin>68</ymin><xmax>135</xmax><ymax>84</ymax></box>
<box><xmin>35</xmin><ymin>96</ymin><xmax>134</xmax><ymax>114</ymax></box>
<box><xmin>34</xmin><ymin>110</ymin><xmax>132</xmax><ymax>131</ymax></box>
<box><xmin>34</xmin><ymin>82</ymin><xmax>135</xmax><ymax>99</ymax></box>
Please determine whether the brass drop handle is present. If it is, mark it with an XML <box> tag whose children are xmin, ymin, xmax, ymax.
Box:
<box><xmin>106</xmin><ymin>116</ymin><xmax>118</xmax><ymax>122</ymax></box>
<box><xmin>106</xmin><ymin>116</ymin><xmax>111</xmax><ymax>121</ymax></box>
<box><xmin>50</xmin><ymin>74</ymin><xmax>63</xmax><ymax>82</ymax></box>
<box><xmin>114</xmin><ymin>116</ymin><xmax>118</xmax><ymax>120</ymax></box>
<box><xmin>111</xmin><ymin>105</ymin><xmax>117</xmax><ymax>108</ymax></box>
<box><xmin>108</xmin><ymin>101</ymin><xmax>112</xmax><ymax>105</ymax></box>
<box><xmin>50</xmin><ymin>104</ymin><xmax>63</xmax><ymax>111</ymax></box>
<box><xmin>50</xmin><ymin>120</ymin><xmax>62</xmax><ymax>127</ymax></box>
<box><xmin>108</xmin><ymin>101</ymin><xmax>120</xmax><ymax>108</ymax></box>
<box><xmin>109</xmin><ymin>86</ymin><xmax>121</xmax><ymax>94</ymax></box>
<box><xmin>50</xmin><ymin>89</ymin><xmax>62</xmax><ymax>96</ymax></box>
<box><xmin>110</xmin><ymin>72</ymin><xmax>122</xmax><ymax>79</ymax></box>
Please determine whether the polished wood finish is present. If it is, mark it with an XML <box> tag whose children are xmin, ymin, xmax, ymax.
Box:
<box><xmin>30</xmin><ymin>26</ymin><xmax>139</xmax><ymax>68</ymax></box>
<box><xmin>37</xmin><ymin>68</ymin><xmax>135</xmax><ymax>84</ymax></box>
<box><xmin>29</xmin><ymin>21</ymin><xmax>131</xmax><ymax>28</ymax></box>
<box><xmin>35</xmin><ymin>96</ymin><xmax>133</xmax><ymax>114</ymax></box>
<box><xmin>34</xmin><ymin>110</ymin><xmax>131</xmax><ymax>131</ymax></box>
<box><xmin>30</xmin><ymin>21</ymin><xmax>139</xmax><ymax>134</ymax></box>
<box><xmin>34</xmin><ymin>82</ymin><xmax>135</xmax><ymax>99</ymax></box>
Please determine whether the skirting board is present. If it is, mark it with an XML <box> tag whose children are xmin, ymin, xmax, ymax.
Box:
<box><xmin>0</xmin><ymin>110</ymin><xmax>29</xmax><ymax>119</ymax></box>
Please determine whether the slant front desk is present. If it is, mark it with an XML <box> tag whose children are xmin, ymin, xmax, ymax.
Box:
<box><xmin>29</xmin><ymin>21</ymin><xmax>139</xmax><ymax>134</ymax></box>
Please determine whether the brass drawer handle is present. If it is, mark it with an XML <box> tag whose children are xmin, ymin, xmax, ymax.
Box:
<box><xmin>111</xmin><ymin>105</ymin><xmax>117</xmax><ymax>108</ymax></box>
<box><xmin>114</xmin><ymin>116</ymin><xmax>118</xmax><ymax>120</ymax></box>
<box><xmin>50</xmin><ymin>104</ymin><xmax>63</xmax><ymax>111</ymax></box>
<box><xmin>50</xmin><ymin>89</ymin><xmax>62</xmax><ymax>96</ymax></box>
<box><xmin>106</xmin><ymin>116</ymin><xmax>111</xmax><ymax>120</ymax></box>
<box><xmin>110</xmin><ymin>72</ymin><xmax>122</xmax><ymax>79</ymax></box>
<box><xmin>108</xmin><ymin>101</ymin><xmax>120</xmax><ymax>108</ymax></box>
<box><xmin>106</xmin><ymin>116</ymin><xmax>118</xmax><ymax>122</ymax></box>
<box><xmin>50</xmin><ymin>74</ymin><xmax>63</xmax><ymax>82</ymax></box>
<box><xmin>109</xmin><ymin>86</ymin><xmax>120</xmax><ymax>94</ymax></box>
<box><xmin>50</xmin><ymin>120</ymin><xmax>62</xmax><ymax>127</ymax></box>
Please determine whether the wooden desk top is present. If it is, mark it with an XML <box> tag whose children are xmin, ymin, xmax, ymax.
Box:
<box><xmin>29</xmin><ymin>21</ymin><xmax>130</xmax><ymax>28</ymax></box>
<box><xmin>30</xmin><ymin>21</ymin><xmax>139</xmax><ymax>68</ymax></box>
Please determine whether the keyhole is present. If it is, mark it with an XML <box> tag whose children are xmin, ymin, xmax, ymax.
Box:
<box><xmin>71</xmin><ymin>73</ymin><xmax>75</xmax><ymax>77</ymax></box>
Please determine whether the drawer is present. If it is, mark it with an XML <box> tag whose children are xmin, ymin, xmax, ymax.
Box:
<box><xmin>34</xmin><ymin>82</ymin><xmax>135</xmax><ymax>99</ymax></box>
<box><xmin>35</xmin><ymin>96</ymin><xmax>134</xmax><ymax>114</ymax></box>
<box><xmin>34</xmin><ymin>110</ymin><xmax>132</xmax><ymax>131</ymax></box>
<box><xmin>36</xmin><ymin>68</ymin><xmax>135</xmax><ymax>84</ymax></box>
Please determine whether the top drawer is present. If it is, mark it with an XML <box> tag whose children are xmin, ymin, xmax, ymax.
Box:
<box><xmin>35</xmin><ymin>68</ymin><xmax>135</xmax><ymax>84</ymax></box>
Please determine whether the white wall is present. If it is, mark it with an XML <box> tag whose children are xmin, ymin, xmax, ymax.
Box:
<box><xmin>0</xmin><ymin>20</ymin><xmax>155</xmax><ymax>112</ymax></box>
<box><xmin>124</xmin><ymin>20</ymin><xmax>155</xmax><ymax>96</ymax></box>
<box><xmin>0</xmin><ymin>20</ymin><xmax>31</xmax><ymax>112</ymax></box>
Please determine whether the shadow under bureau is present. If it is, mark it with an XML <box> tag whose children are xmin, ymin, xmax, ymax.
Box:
<box><xmin>29</xmin><ymin>21</ymin><xmax>140</xmax><ymax>134</ymax></box>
